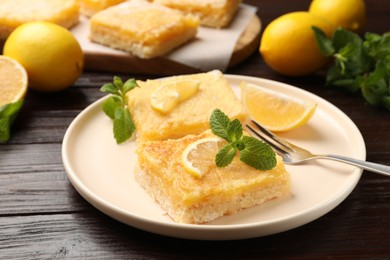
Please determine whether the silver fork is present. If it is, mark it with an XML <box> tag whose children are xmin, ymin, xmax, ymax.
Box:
<box><xmin>246</xmin><ymin>120</ymin><xmax>390</xmax><ymax>177</ymax></box>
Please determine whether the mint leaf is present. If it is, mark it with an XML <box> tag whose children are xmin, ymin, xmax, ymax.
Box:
<box><xmin>209</xmin><ymin>109</ymin><xmax>276</xmax><ymax>171</ymax></box>
<box><xmin>215</xmin><ymin>144</ymin><xmax>237</xmax><ymax>167</ymax></box>
<box><xmin>313</xmin><ymin>27</ymin><xmax>390</xmax><ymax>110</ymax></box>
<box><xmin>113</xmin><ymin>107</ymin><xmax>135</xmax><ymax>144</ymax></box>
<box><xmin>364</xmin><ymin>32</ymin><xmax>390</xmax><ymax>60</ymax></box>
<box><xmin>123</xmin><ymin>79</ymin><xmax>138</xmax><ymax>93</ymax></box>
<box><xmin>240</xmin><ymin>136</ymin><xmax>277</xmax><ymax>170</ymax></box>
<box><xmin>227</xmin><ymin>119</ymin><xmax>243</xmax><ymax>143</ymax></box>
<box><xmin>100</xmin><ymin>83</ymin><xmax>118</xmax><ymax>95</ymax></box>
<box><xmin>0</xmin><ymin>100</ymin><xmax>24</xmax><ymax>143</ymax></box>
<box><xmin>332</xmin><ymin>28</ymin><xmax>362</xmax><ymax>52</ymax></box>
<box><xmin>360</xmin><ymin>60</ymin><xmax>389</xmax><ymax>105</ymax></box>
<box><xmin>100</xmin><ymin>76</ymin><xmax>138</xmax><ymax>144</ymax></box>
<box><xmin>102</xmin><ymin>96</ymin><xmax>121</xmax><ymax>119</ymax></box>
<box><xmin>210</xmin><ymin>108</ymin><xmax>231</xmax><ymax>141</ymax></box>
<box><xmin>0</xmin><ymin>117</ymin><xmax>11</xmax><ymax>143</ymax></box>
<box><xmin>312</xmin><ymin>26</ymin><xmax>334</xmax><ymax>56</ymax></box>
<box><xmin>113</xmin><ymin>76</ymin><xmax>123</xmax><ymax>89</ymax></box>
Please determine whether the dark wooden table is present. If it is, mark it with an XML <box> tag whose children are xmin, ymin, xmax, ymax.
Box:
<box><xmin>1</xmin><ymin>0</ymin><xmax>389</xmax><ymax>258</ymax></box>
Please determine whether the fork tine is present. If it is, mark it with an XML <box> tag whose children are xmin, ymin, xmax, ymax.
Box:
<box><xmin>245</xmin><ymin>120</ymin><xmax>294</xmax><ymax>155</ymax></box>
<box><xmin>246</xmin><ymin>124</ymin><xmax>288</xmax><ymax>156</ymax></box>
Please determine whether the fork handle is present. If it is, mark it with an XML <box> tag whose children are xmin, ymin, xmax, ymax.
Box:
<box><xmin>321</xmin><ymin>154</ymin><xmax>390</xmax><ymax>177</ymax></box>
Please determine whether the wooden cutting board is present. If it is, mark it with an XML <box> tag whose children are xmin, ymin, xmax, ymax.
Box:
<box><xmin>81</xmin><ymin>15</ymin><xmax>262</xmax><ymax>75</ymax></box>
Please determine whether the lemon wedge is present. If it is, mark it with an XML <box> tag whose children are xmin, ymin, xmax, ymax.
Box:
<box><xmin>0</xmin><ymin>56</ymin><xmax>28</xmax><ymax>107</ymax></box>
<box><xmin>150</xmin><ymin>79</ymin><xmax>200</xmax><ymax>113</ymax></box>
<box><xmin>241</xmin><ymin>81</ymin><xmax>317</xmax><ymax>132</ymax></box>
<box><xmin>181</xmin><ymin>137</ymin><xmax>225</xmax><ymax>178</ymax></box>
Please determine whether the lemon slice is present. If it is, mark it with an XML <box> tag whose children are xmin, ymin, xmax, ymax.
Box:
<box><xmin>150</xmin><ymin>79</ymin><xmax>200</xmax><ymax>113</ymax></box>
<box><xmin>241</xmin><ymin>82</ymin><xmax>317</xmax><ymax>132</ymax></box>
<box><xmin>181</xmin><ymin>137</ymin><xmax>225</xmax><ymax>178</ymax></box>
<box><xmin>0</xmin><ymin>56</ymin><xmax>28</xmax><ymax>107</ymax></box>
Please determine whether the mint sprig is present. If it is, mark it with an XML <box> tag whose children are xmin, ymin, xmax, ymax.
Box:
<box><xmin>100</xmin><ymin>76</ymin><xmax>138</xmax><ymax>144</ymax></box>
<box><xmin>209</xmin><ymin>109</ymin><xmax>277</xmax><ymax>170</ymax></box>
<box><xmin>313</xmin><ymin>26</ymin><xmax>390</xmax><ymax>110</ymax></box>
<box><xmin>0</xmin><ymin>100</ymin><xmax>24</xmax><ymax>143</ymax></box>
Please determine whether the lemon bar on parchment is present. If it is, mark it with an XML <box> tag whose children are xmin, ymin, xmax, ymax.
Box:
<box><xmin>89</xmin><ymin>0</ymin><xmax>199</xmax><ymax>58</ymax></box>
<box><xmin>135</xmin><ymin>129</ymin><xmax>291</xmax><ymax>224</ymax></box>
<box><xmin>0</xmin><ymin>0</ymin><xmax>79</xmax><ymax>40</ymax></box>
<box><xmin>153</xmin><ymin>0</ymin><xmax>242</xmax><ymax>28</ymax></box>
<box><xmin>127</xmin><ymin>70</ymin><xmax>247</xmax><ymax>141</ymax></box>
<box><xmin>77</xmin><ymin>0</ymin><xmax>126</xmax><ymax>18</ymax></box>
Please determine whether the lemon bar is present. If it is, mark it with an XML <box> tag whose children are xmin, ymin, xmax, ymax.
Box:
<box><xmin>153</xmin><ymin>0</ymin><xmax>241</xmax><ymax>28</ymax></box>
<box><xmin>0</xmin><ymin>0</ymin><xmax>79</xmax><ymax>40</ymax></box>
<box><xmin>89</xmin><ymin>0</ymin><xmax>199</xmax><ymax>58</ymax></box>
<box><xmin>136</xmin><ymin>130</ymin><xmax>291</xmax><ymax>224</ymax></box>
<box><xmin>127</xmin><ymin>70</ymin><xmax>247</xmax><ymax>141</ymax></box>
<box><xmin>77</xmin><ymin>0</ymin><xmax>126</xmax><ymax>17</ymax></box>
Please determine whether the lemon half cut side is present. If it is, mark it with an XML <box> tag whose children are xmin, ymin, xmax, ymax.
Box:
<box><xmin>241</xmin><ymin>82</ymin><xmax>317</xmax><ymax>132</ymax></box>
<box><xmin>0</xmin><ymin>56</ymin><xmax>28</xmax><ymax>107</ymax></box>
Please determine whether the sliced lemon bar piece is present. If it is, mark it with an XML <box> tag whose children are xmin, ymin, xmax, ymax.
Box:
<box><xmin>127</xmin><ymin>70</ymin><xmax>247</xmax><ymax>141</ymax></box>
<box><xmin>89</xmin><ymin>0</ymin><xmax>199</xmax><ymax>58</ymax></box>
<box><xmin>136</xmin><ymin>129</ymin><xmax>291</xmax><ymax>224</ymax></box>
<box><xmin>0</xmin><ymin>0</ymin><xmax>79</xmax><ymax>40</ymax></box>
<box><xmin>153</xmin><ymin>0</ymin><xmax>242</xmax><ymax>28</ymax></box>
<box><xmin>77</xmin><ymin>0</ymin><xmax>125</xmax><ymax>18</ymax></box>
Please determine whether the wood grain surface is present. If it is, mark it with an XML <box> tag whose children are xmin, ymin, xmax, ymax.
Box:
<box><xmin>1</xmin><ymin>0</ymin><xmax>390</xmax><ymax>259</ymax></box>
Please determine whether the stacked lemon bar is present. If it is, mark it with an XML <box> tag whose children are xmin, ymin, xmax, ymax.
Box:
<box><xmin>77</xmin><ymin>0</ymin><xmax>126</xmax><ymax>17</ymax></box>
<box><xmin>153</xmin><ymin>0</ymin><xmax>242</xmax><ymax>28</ymax></box>
<box><xmin>0</xmin><ymin>0</ymin><xmax>79</xmax><ymax>40</ymax></box>
<box><xmin>128</xmin><ymin>71</ymin><xmax>291</xmax><ymax>224</ymax></box>
<box><xmin>89</xmin><ymin>0</ymin><xmax>200</xmax><ymax>58</ymax></box>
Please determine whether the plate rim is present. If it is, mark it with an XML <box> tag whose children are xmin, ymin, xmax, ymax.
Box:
<box><xmin>62</xmin><ymin>74</ymin><xmax>365</xmax><ymax>240</ymax></box>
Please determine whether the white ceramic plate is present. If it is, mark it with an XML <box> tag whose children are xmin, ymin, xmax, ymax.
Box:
<box><xmin>62</xmin><ymin>75</ymin><xmax>365</xmax><ymax>240</ymax></box>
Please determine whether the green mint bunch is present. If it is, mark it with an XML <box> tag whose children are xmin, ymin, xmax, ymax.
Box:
<box><xmin>209</xmin><ymin>109</ymin><xmax>276</xmax><ymax>171</ymax></box>
<box><xmin>313</xmin><ymin>26</ymin><xmax>390</xmax><ymax>110</ymax></box>
<box><xmin>100</xmin><ymin>76</ymin><xmax>138</xmax><ymax>144</ymax></box>
<box><xmin>0</xmin><ymin>100</ymin><xmax>24</xmax><ymax>143</ymax></box>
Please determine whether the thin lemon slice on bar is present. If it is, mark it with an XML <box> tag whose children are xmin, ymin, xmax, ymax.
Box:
<box><xmin>150</xmin><ymin>79</ymin><xmax>200</xmax><ymax>113</ymax></box>
<box><xmin>0</xmin><ymin>56</ymin><xmax>28</xmax><ymax>107</ymax></box>
<box><xmin>241</xmin><ymin>82</ymin><xmax>317</xmax><ymax>132</ymax></box>
<box><xmin>181</xmin><ymin>137</ymin><xmax>225</xmax><ymax>178</ymax></box>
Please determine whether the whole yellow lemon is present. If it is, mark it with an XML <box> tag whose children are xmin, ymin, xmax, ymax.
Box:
<box><xmin>3</xmin><ymin>21</ymin><xmax>84</xmax><ymax>92</ymax></box>
<box><xmin>259</xmin><ymin>12</ymin><xmax>335</xmax><ymax>77</ymax></box>
<box><xmin>309</xmin><ymin>0</ymin><xmax>366</xmax><ymax>34</ymax></box>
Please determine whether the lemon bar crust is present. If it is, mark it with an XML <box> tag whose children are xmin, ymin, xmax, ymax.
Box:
<box><xmin>135</xmin><ymin>130</ymin><xmax>291</xmax><ymax>224</ymax></box>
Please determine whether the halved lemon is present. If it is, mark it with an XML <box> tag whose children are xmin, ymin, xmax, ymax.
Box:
<box><xmin>150</xmin><ymin>79</ymin><xmax>200</xmax><ymax>113</ymax></box>
<box><xmin>181</xmin><ymin>137</ymin><xmax>225</xmax><ymax>178</ymax></box>
<box><xmin>241</xmin><ymin>82</ymin><xmax>317</xmax><ymax>132</ymax></box>
<box><xmin>0</xmin><ymin>56</ymin><xmax>28</xmax><ymax>107</ymax></box>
